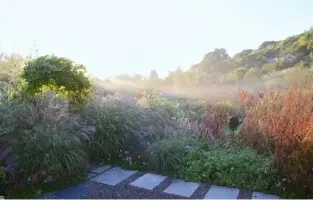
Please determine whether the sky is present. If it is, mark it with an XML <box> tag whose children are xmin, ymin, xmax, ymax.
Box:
<box><xmin>0</xmin><ymin>0</ymin><xmax>312</xmax><ymax>79</ymax></box>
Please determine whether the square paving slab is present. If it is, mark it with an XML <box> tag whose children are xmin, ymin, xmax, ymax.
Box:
<box><xmin>91</xmin><ymin>167</ymin><xmax>136</xmax><ymax>186</ymax></box>
<box><xmin>90</xmin><ymin>165</ymin><xmax>111</xmax><ymax>174</ymax></box>
<box><xmin>252</xmin><ymin>192</ymin><xmax>280</xmax><ymax>199</ymax></box>
<box><xmin>163</xmin><ymin>180</ymin><xmax>200</xmax><ymax>197</ymax></box>
<box><xmin>204</xmin><ymin>185</ymin><xmax>239</xmax><ymax>199</ymax></box>
<box><xmin>130</xmin><ymin>173</ymin><xmax>167</xmax><ymax>190</ymax></box>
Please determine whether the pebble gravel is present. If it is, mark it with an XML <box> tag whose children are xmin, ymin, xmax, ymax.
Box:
<box><xmin>38</xmin><ymin>167</ymin><xmax>256</xmax><ymax>199</ymax></box>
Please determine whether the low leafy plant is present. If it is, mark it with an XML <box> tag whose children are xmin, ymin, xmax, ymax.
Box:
<box><xmin>177</xmin><ymin>141</ymin><xmax>277</xmax><ymax>193</ymax></box>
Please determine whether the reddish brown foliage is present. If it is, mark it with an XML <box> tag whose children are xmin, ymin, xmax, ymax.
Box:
<box><xmin>201</xmin><ymin>110</ymin><xmax>215</xmax><ymax>139</ymax></box>
<box><xmin>237</xmin><ymin>88</ymin><xmax>265</xmax><ymax>108</ymax></box>
<box><xmin>136</xmin><ymin>91</ymin><xmax>144</xmax><ymax>100</ymax></box>
<box><xmin>202</xmin><ymin>101</ymin><xmax>238</xmax><ymax>139</ymax></box>
<box><xmin>239</xmin><ymin>79</ymin><xmax>313</xmax><ymax>197</ymax></box>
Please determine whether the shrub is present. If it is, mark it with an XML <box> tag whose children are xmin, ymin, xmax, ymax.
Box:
<box><xmin>237</xmin><ymin>89</ymin><xmax>279</xmax><ymax>153</ymax></box>
<box><xmin>85</xmin><ymin>95</ymin><xmax>143</xmax><ymax>163</ymax></box>
<box><xmin>136</xmin><ymin>89</ymin><xmax>161</xmax><ymax>107</ymax></box>
<box><xmin>244</xmin><ymin>68</ymin><xmax>262</xmax><ymax>80</ymax></box>
<box><xmin>294</xmin><ymin>60</ymin><xmax>311</xmax><ymax>69</ymax></box>
<box><xmin>87</xmin><ymin>94</ymin><xmax>205</xmax><ymax>170</ymax></box>
<box><xmin>260</xmin><ymin>63</ymin><xmax>278</xmax><ymax>75</ymax></box>
<box><xmin>177</xmin><ymin>141</ymin><xmax>277</xmax><ymax>193</ymax></box>
<box><xmin>177</xmin><ymin>101</ymin><xmax>204</xmax><ymax>123</ymax></box>
<box><xmin>136</xmin><ymin>89</ymin><xmax>179</xmax><ymax>119</ymax></box>
<box><xmin>202</xmin><ymin>100</ymin><xmax>241</xmax><ymax>139</ymax></box>
<box><xmin>237</xmin><ymin>88</ymin><xmax>265</xmax><ymax>109</ymax></box>
<box><xmin>159</xmin><ymin>99</ymin><xmax>179</xmax><ymax>118</ymax></box>
<box><xmin>163</xmin><ymin>117</ymin><xmax>203</xmax><ymax>138</ymax></box>
<box><xmin>0</xmin><ymin>92</ymin><xmax>91</xmax><ymax>188</ymax></box>
<box><xmin>137</xmin><ymin>107</ymin><xmax>168</xmax><ymax>143</ymax></box>
<box><xmin>239</xmin><ymin>78</ymin><xmax>313</xmax><ymax>198</ymax></box>
<box><xmin>224</xmin><ymin>67</ymin><xmax>249</xmax><ymax>83</ymax></box>
<box><xmin>146</xmin><ymin>136</ymin><xmax>198</xmax><ymax>174</ymax></box>
<box><xmin>14</xmin><ymin>127</ymin><xmax>88</xmax><ymax>185</ymax></box>
<box><xmin>22</xmin><ymin>55</ymin><xmax>92</xmax><ymax>104</ymax></box>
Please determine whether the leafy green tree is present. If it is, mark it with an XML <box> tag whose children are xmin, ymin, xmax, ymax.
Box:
<box><xmin>294</xmin><ymin>60</ymin><xmax>312</xmax><ymax>69</ymax></box>
<box><xmin>22</xmin><ymin>55</ymin><xmax>92</xmax><ymax>103</ymax></box>
<box><xmin>232</xmin><ymin>49</ymin><xmax>253</xmax><ymax>65</ymax></box>
<box><xmin>259</xmin><ymin>41</ymin><xmax>277</xmax><ymax>49</ymax></box>
<box><xmin>203</xmin><ymin>48</ymin><xmax>230</xmax><ymax>63</ymax></box>
<box><xmin>201</xmin><ymin>48</ymin><xmax>234</xmax><ymax>74</ymax></box>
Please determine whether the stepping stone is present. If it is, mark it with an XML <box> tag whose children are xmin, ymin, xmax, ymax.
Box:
<box><xmin>87</xmin><ymin>173</ymin><xmax>97</xmax><ymax>179</ymax></box>
<box><xmin>55</xmin><ymin>184</ymin><xmax>88</xmax><ymax>199</ymax></box>
<box><xmin>252</xmin><ymin>192</ymin><xmax>280</xmax><ymax>199</ymax></box>
<box><xmin>90</xmin><ymin>165</ymin><xmax>111</xmax><ymax>174</ymax></box>
<box><xmin>204</xmin><ymin>185</ymin><xmax>239</xmax><ymax>199</ymax></box>
<box><xmin>164</xmin><ymin>180</ymin><xmax>200</xmax><ymax>197</ymax></box>
<box><xmin>130</xmin><ymin>173</ymin><xmax>167</xmax><ymax>190</ymax></box>
<box><xmin>91</xmin><ymin>167</ymin><xmax>136</xmax><ymax>186</ymax></box>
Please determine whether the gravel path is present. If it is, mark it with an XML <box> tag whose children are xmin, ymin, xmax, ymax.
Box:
<box><xmin>39</xmin><ymin>165</ymin><xmax>279</xmax><ymax>199</ymax></box>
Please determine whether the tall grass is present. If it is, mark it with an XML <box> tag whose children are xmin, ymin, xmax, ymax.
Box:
<box><xmin>238</xmin><ymin>78</ymin><xmax>313</xmax><ymax>197</ymax></box>
<box><xmin>83</xmin><ymin>94</ymin><xmax>145</xmax><ymax>163</ymax></box>
<box><xmin>0</xmin><ymin>91</ymin><xmax>91</xmax><ymax>189</ymax></box>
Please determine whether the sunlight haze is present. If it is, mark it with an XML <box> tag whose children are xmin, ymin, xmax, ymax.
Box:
<box><xmin>0</xmin><ymin>0</ymin><xmax>312</xmax><ymax>79</ymax></box>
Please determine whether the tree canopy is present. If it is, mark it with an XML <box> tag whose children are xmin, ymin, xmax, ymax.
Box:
<box><xmin>112</xmin><ymin>28</ymin><xmax>313</xmax><ymax>90</ymax></box>
<box><xmin>22</xmin><ymin>55</ymin><xmax>92</xmax><ymax>103</ymax></box>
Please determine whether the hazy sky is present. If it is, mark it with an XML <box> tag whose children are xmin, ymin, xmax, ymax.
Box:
<box><xmin>0</xmin><ymin>0</ymin><xmax>312</xmax><ymax>79</ymax></box>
